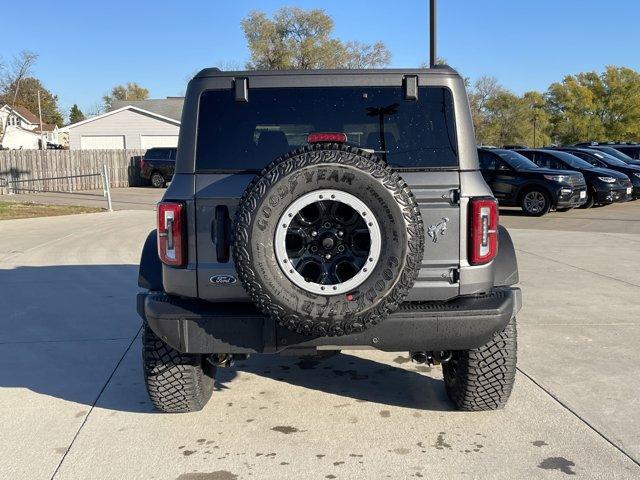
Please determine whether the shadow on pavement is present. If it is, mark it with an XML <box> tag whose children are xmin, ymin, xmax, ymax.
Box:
<box><xmin>0</xmin><ymin>264</ymin><xmax>452</xmax><ymax>413</ymax></box>
<box><xmin>227</xmin><ymin>352</ymin><xmax>452</xmax><ymax>411</ymax></box>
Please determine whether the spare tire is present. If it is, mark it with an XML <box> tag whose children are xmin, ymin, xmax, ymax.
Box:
<box><xmin>233</xmin><ymin>144</ymin><xmax>424</xmax><ymax>336</ymax></box>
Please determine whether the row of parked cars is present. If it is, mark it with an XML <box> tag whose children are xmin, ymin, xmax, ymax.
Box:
<box><xmin>479</xmin><ymin>142</ymin><xmax>640</xmax><ymax>216</ymax></box>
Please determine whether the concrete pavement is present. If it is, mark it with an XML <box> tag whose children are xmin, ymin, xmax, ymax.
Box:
<box><xmin>1</xmin><ymin>207</ymin><xmax>639</xmax><ymax>479</ymax></box>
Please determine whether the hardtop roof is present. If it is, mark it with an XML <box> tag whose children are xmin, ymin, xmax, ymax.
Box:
<box><xmin>194</xmin><ymin>66</ymin><xmax>460</xmax><ymax>80</ymax></box>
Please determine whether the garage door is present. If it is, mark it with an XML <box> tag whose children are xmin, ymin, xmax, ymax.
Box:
<box><xmin>140</xmin><ymin>135</ymin><xmax>179</xmax><ymax>149</ymax></box>
<box><xmin>80</xmin><ymin>135</ymin><xmax>125</xmax><ymax>150</ymax></box>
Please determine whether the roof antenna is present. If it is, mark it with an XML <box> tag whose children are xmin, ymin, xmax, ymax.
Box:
<box><xmin>429</xmin><ymin>0</ymin><xmax>437</xmax><ymax>68</ymax></box>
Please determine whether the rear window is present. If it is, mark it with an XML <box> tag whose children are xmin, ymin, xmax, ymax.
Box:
<box><xmin>145</xmin><ymin>148</ymin><xmax>173</xmax><ymax>160</ymax></box>
<box><xmin>196</xmin><ymin>86</ymin><xmax>458</xmax><ymax>171</ymax></box>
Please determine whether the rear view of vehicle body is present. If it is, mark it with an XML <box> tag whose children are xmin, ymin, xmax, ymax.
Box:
<box><xmin>478</xmin><ymin>147</ymin><xmax>586</xmax><ymax>216</ymax></box>
<box><xmin>556</xmin><ymin>147</ymin><xmax>640</xmax><ymax>199</ymax></box>
<box><xmin>136</xmin><ymin>68</ymin><xmax>521</xmax><ymax>413</ymax></box>
<box><xmin>140</xmin><ymin>147</ymin><xmax>177</xmax><ymax>187</ymax></box>
<box><xmin>517</xmin><ymin>149</ymin><xmax>632</xmax><ymax>208</ymax></box>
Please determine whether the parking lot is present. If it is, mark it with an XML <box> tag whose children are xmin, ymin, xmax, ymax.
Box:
<box><xmin>1</xmin><ymin>200</ymin><xmax>639</xmax><ymax>479</ymax></box>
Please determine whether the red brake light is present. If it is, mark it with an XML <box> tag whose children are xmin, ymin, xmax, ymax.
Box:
<box><xmin>308</xmin><ymin>132</ymin><xmax>347</xmax><ymax>144</ymax></box>
<box><xmin>469</xmin><ymin>198</ymin><xmax>498</xmax><ymax>265</ymax></box>
<box><xmin>157</xmin><ymin>202</ymin><xmax>185</xmax><ymax>266</ymax></box>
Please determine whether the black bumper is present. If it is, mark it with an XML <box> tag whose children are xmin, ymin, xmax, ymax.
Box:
<box><xmin>595</xmin><ymin>186</ymin><xmax>631</xmax><ymax>204</ymax></box>
<box><xmin>556</xmin><ymin>186</ymin><xmax>587</xmax><ymax>208</ymax></box>
<box><xmin>137</xmin><ymin>287</ymin><xmax>522</xmax><ymax>354</ymax></box>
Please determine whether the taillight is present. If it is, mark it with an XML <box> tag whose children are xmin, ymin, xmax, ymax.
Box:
<box><xmin>157</xmin><ymin>202</ymin><xmax>185</xmax><ymax>266</ymax></box>
<box><xmin>469</xmin><ymin>198</ymin><xmax>498</xmax><ymax>265</ymax></box>
<box><xmin>308</xmin><ymin>132</ymin><xmax>347</xmax><ymax>144</ymax></box>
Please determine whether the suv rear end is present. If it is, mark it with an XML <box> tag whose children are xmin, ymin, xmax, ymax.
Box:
<box><xmin>140</xmin><ymin>147</ymin><xmax>177</xmax><ymax>187</ymax></box>
<box><xmin>137</xmin><ymin>68</ymin><xmax>521</xmax><ymax>413</ymax></box>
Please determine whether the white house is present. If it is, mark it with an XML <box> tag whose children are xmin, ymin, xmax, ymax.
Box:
<box><xmin>0</xmin><ymin>104</ymin><xmax>60</xmax><ymax>149</ymax></box>
<box><xmin>66</xmin><ymin>98</ymin><xmax>183</xmax><ymax>150</ymax></box>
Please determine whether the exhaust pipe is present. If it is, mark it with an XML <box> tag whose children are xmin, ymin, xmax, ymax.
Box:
<box><xmin>410</xmin><ymin>350</ymin><xmax>452</xmax><ymax>365</ymax></box>
<box><xmin>410</xmin><ymin>351</ymin><xmax>429</xmax><ymax>364</ymax></box>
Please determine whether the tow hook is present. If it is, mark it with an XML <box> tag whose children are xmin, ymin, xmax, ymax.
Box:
<box><xmin>410</xmin><ymin>351</ymin><xmax>452</xmax><ymax>365</ymax></box>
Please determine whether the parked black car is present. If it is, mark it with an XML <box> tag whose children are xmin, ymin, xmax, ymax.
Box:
<box><xmin>478</xmin><ymin>148</ymin><xmax>587</xmax><ymax>216</ymax></box>
<box><xmin>555</xmin><ymin>147</ymin><xmax>640</xmax><ymax>199</ymax></box>
<box><xmin>140</xmin><ymin>147</ymin><xmax>177</xmax><ymax>188</ymax></box>
<box><xmin>516</xmin><ymin>149</ymin><xmax>632</xmax><ymax>208</ymax></box>
<box><xmin>608</xmin><ymin>143</ymin><xmax>640</xmax><ymax>160</ymax></box>
<box><xmin>576</xmin><ymin>143</ymin><xmax>640</xmax><ymax>166</ymax></box>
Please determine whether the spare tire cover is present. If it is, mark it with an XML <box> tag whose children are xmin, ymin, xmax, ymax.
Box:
<box><xmin>233</xmin><ymin>144</ymin><xmax>424</xmax><ymax>336</ymax></box>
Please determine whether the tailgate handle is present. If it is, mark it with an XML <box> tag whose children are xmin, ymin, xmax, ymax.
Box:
<box><xmin>213</xmin><ymin>206</ymin><xmax>231</xmax><ymax>263</ymax></box>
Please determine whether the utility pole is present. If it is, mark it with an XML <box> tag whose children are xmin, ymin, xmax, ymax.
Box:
<box><xmin>429</xmin><ymin>0</ymin><xmax>437</xmax><ymax>68</ymax></box>
<box><xmin>37</xmin><ymin>90</ymin><xmax>45</xmax><ymax>150</ymax></box>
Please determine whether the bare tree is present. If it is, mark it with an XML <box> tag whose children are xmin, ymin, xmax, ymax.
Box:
<box><xmin>0</xmin><ymin>50</ymin><xmax>39</xmax><ymax>106</ymax></box>
<box><xmin>343</xmin><ymin>41</ymin><xmax>391</xmax><ymax>69</ymax></box>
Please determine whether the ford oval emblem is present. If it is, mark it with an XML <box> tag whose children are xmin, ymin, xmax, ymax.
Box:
<box><xmin>209</xmin><ymin>274</ymin><xmax>237</xmax><ymax>285</ymax></box>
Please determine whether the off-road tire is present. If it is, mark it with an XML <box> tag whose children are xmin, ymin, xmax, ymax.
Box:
<box><xmin>150</xmin><ymin>171</ymin><xmax>165</xmax><ymax>188</ymax></box>
<box><xmin>233</xmin><ymin>143</ymin><xmax>424</xmax><ymax>337</ymax></box>
<box><xmin>443</xmin><ymin>317</ymin><xmax>517</xmax><ymax>411</ymax></box>
<box><xmin>142</xmin><ymin>321</ymin><xmax>216</xmax><ymax>413</ymax></box>
<box><xmin>520</xmin><ymin>188</ymin><xmax>550</xmax><ymax>216</ymax></box>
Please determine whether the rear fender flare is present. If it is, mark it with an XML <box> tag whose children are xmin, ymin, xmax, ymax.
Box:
<box><xmin>494</xmin><ymin>226</ymin><xmax>519</xmax><ymax>286</ymax></box>
<box><xmin>138</xmin><ymin>230</ymin><xmax>164</xmax><ymax>291</ymax></box>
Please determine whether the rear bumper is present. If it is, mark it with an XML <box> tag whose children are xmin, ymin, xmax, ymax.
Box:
<box><xmin>137</xmin><ymin>287</ymin><xmax>522</xmax><ymax>354</ymax></box>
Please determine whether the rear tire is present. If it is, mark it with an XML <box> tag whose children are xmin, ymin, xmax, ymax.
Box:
<box><xmin>150</xmin><ymin>171</ymin><xmax>165</xmax><ymax>188</ymax></box>
<box><xmin>443</xmin><ymin>317</ymin><xmax>517</xmax><ymax>411</ymax></box>
<box><xmin>143</xmin><ymin>321</ymin><xmax>215</xmax><ymax>413</ymax></box>
<box><xmin>520</xmin><ymin>189</ymin><xmax>550</xmax><ymax>216</ymax></box>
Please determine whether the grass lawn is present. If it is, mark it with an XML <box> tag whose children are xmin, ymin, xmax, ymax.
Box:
<box><xmin>0</xmin><ymin>202</ymin><xmax>104</xmax><ymax>220</ymax></box>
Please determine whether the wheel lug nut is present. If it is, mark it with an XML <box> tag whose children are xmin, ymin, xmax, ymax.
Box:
<box><xmin>311</xmin><ymin>231</ymin><xmax>317</xmax><ymax>237</ymax></box>
<box><xmin>337</xmin><ymin>231</ymin><xmax>344</xmax><ymax>237</ymax></box>
<box><xmin>338</xmin><ymin>245</ymin><xmax>345</xmax><ymax>252</ymax></box>
<box><xmin>325</xmin><ymin>254</ymin><xmax>332</xmax><ymax>260</ymax></box>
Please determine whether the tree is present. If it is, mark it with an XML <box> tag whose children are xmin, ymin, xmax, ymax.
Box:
<box><xmin>0</xmin><ymin>50</ymin><xmax>38</xmax><ymax>106</ymax></box>
<box><xmin>0</xmin><ymin>76</ymin><xmax>63</xmax><ymax>127</ymax></box>
<box><xmin>103</xmin><ymin>82</ymin><xmax>149</xmax><ymax>110</ymax></box>
<box><xmin>241</xmin><ymin>7</ymin><xmax>391</xmax><ymax>70</ymax></box>
<box><xmin>468</xmin><ymin>76</ymin><xmax>505</xmax><ymax>145</ymax></box>
<box><xmin>545</xmin><ymin>66</ymin><xmax>640</xmax><ymax>144</ymax></box>
<box><xmin>69</xmin><ymin>104</ymin><xmax>85</xmax><ymax>124</ymax></box>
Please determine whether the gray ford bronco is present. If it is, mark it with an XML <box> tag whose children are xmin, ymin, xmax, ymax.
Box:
<box><xmin>136</xmin><ymin>67</ymin><xmax>521</xmax><ymax>413</ymax></box>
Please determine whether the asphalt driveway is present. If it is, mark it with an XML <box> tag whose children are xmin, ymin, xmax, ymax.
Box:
<box><xmin>1</xmin><ymin>204</ymin><xmax>639</xmax><ymax>479</ymax></box>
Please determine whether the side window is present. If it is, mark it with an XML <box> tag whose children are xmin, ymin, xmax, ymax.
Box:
<box><xmin>549</xmin><ymin>156</ymin><xmax>565</xmax><ymax>169</ymax></box>
<box><xmin>534</xmin><ymin>152</ymin><xmax>552</xmax><ymax>168</ymax></box>
<box><xmin>573</xmin><ymin>152</ymin><xmax>597</xmax><ymax>166</ymax></box>
<box><xmin>496</xmin><ymin>159</ymin><xmax>511</xmax><ymax>171</ymax></box>
<box><xmin>479</xmin><ymin>151</ymin><xmax>497</xmax><ymax>170</ymax></box>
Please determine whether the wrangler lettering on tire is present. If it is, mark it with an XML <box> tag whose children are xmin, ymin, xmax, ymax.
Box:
<box><xmin>233</xmin><ymin>144</ymin><xmax>425</xmax><ymax>336</ymax></box>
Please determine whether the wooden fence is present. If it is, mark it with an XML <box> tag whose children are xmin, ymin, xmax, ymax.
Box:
<box><xmin>0</xmin><ymin>149</ymin><xmax>146</xmax><ymax>195</ymax></box>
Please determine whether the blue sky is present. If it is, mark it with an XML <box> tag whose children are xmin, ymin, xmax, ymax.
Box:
<box><xmin>2</xmin><ymin>0</ymin><xmax>639</xmax><ymax>118</ymax></box>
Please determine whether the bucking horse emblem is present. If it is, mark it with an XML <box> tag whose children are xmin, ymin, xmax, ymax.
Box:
<box><xmin>427</xmin><ymin>217</ymin><xmax>449</xmax><ymax>243</ymax></box>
